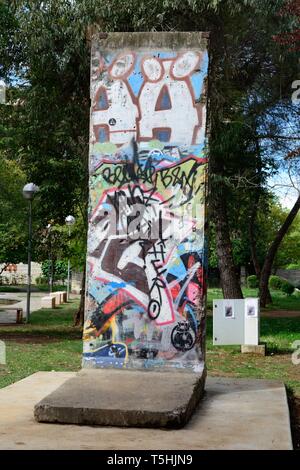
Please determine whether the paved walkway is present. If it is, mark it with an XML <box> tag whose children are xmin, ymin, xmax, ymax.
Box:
<box><xmin>0</xmin><ymin>292</ymin><xmax>45</xmax><ymax>323</ymax></box>
<box><xmin>0</xmin><ymin>372</ymin><xmax>292</xmax><ymax>450</ymax></box>
<box><xmin>0</xmin><ymin>292</ymin><xmax>80</xmax><ymax>324</ymax></box>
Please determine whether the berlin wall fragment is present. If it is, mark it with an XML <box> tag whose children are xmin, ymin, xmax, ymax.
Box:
<box><xmin>83</xmin><ymin>32</ymin><xmax>209</xmax><ymax>372</ymax></box>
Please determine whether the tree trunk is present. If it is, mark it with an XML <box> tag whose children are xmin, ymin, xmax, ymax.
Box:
<box><xmin>74</xmin><ymin>265</ymin><xmax>86</xmax><ymax>326</ymax></box>
<box><xmin>213</xmin><ymin>190</ymin><xmax>244</xmax><ymax>298</ymax></box>
<box><xmin>50</xmin><ymin>255</ymin><xmax>55</xmax><ymax>292</ymax></box>
<box><xmin>0</xmin><ymin>263</ymin><xmax>9</xmax><ymax>275</ymax></box>
<box><xmin>207</xmin><ymin>24</ymin><xmax>243</xmax><ymax>300</ymax></box>
<box><xmin>248</xmin><ymin>195</ymin><xmax>272</xmax><ymax>304</ymax></box>
<box><xmin>249</xmin><ymin>205</ymin><xmax>261</xmax><ymax>278</ymax></box>
<box><xmin>259</xmin><ymin>194</ymin><xmax>300</xmax><ymax>307</ymax></box>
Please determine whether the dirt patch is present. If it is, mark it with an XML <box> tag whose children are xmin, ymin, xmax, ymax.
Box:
<box><xmin>288</xmin><ymin>394</ymin><xmax>300</xmax><ymax>450</ymax></box>
<box><xmin>262</xmin><ymin>310</ymin><xmax>300</xmax><ymax>318</ymax></box>
<box><xmin>0</xmin><ymin>334</ymin><xmax>60</xmax><ymax>344</ymax></box>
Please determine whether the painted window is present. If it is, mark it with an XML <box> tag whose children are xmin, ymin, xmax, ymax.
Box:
<box><xmin>155</xmin><ymin>85</ymin><xmax>172</xmax><ymax>111</ymax></box>
<box><xmin>95</xmin><ymin>87</ymin><xmax>109</xmax><ymax>110</ymax></box>
<box><xmin>153</xmin><ymin>127</ymin><xmax>171</xmax><ymax>142</ymax></box>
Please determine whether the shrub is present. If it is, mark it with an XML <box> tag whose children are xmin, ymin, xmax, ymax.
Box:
<box><xmin>247</xmin><ymin>275</ymin><xmax>258</xmax><ymax>288</ymax></box>
<box><xmin>285</xmin><ymin>263</ymin><xmax>300</xmax><ymax>270</ymax></box>
<box><xmin>41</xmin><ymin>260</ymin><xmax>68</xmax><ymax>283</ymax></box>
<box><xmin>269</xmin><ymin>275</ymin><xmax>284</xmax><ymax>290</ymax></box>
<box><xmin>35</xmin><ymin>276</ymin><xmax>48</xmax><ymax>285</ymax></box>
<box><xmin>281</xmin><ymin>280</ymin><xmax>295</xmax><ymax>296</ymax></box>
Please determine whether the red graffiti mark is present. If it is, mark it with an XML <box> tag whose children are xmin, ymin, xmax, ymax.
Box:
<box><xmin>102</xmin><ymin>290</ymin><xmax>128</xmax><ymax>315</ymax></box>
<box><xmin>170</xmin><ymin>282</ymin><xmax>181</xmax><ymax>300</ymax></box>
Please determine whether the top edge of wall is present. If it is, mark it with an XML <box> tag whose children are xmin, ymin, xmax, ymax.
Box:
<box><xmin>87</xmin><ymin>30</ymin><xmax>210</xmax><ymax>49</ymax></box>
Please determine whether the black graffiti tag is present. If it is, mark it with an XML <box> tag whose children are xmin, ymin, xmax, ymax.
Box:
<box><xmin>171</xmin><ymin>321</ymin><xmax>196</xmax><ymax>351</ymax></box>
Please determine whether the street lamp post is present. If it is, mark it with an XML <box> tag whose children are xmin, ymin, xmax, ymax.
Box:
<box><xmin>65</xmin><ymin>215</ymin><xmax>75</xmax><ymax>301</ymax></box>
<box><xmin>46</xmin><ymin>224</ymin><xmax>53</xmax><ymax>293</ymax></box>
<box><xmin>23</xmin><ymin>183</ymin><xmax>39</xmax><ymax>322</ymax></box>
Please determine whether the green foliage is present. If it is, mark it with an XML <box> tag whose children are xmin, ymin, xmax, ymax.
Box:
<box><xmin>0</xmin><ymin>225</ymin><xmax>27</xmax><ymax>266</ymax></box>
<box><xmin>269</xmin><ymin>275</ymin><xmax>284</xmax><ymax>290</ymax></box>
<box><xmin>224</xmin><ymin>195</ymin><xmax>300</xmax><ymax>273</ymax></box>
<box><xmin>34</xmin><ymin>216</ymin><xmax>86</xmax><ymax>272</ymax></box>
<box><xmin>247</xmin><ymin>275</ymin><xmax>258</xmax><ymax>288</ymax></box>
<box><xmin>41</xmin><ymin>261</ymin><xmax>52</xmax><ymax>280</ymax></box>
<box><xmin>6</xmin><ymin>1</ymin><xmax>90</xmax><ymax>228</ymax></box>
<box><xmin>1</xmin><ymin>0</ymin><xmax>298</xmax><ymax>299</ymax></box>
<box><xmin>1</xmin><ymin>296</ymin><xmax>300</xmax><ymax>397</ymax></box>
<box><xmin>207</xmin><ymin>286</ymin><xmax>300</xmax><ymax>311</ymax></box>
<box><xmin>208</xmin><ymin>222</ymin><xmax>218</xmax><ymax>269</ymax></box>
<box><xmin>274</xmin><ymin>214</ymin><xmax>300</xmax><ymax>269</ymax></box>
<box><xmin>35</xmin><ymin>276</ymin><xmax>48</xmax><ymax>285</ymax></box>
<box><xmin>55</xmin><ymin>260</ymin><xmax>68</xmax><ymax>282</ymax></box>
<box><xmin>0</xmin><ymin>153</ymin><xmax>28</xmax><ymax>265</ymax></box>
<box><xmin>0</xmin><ymin>1</ymin><xmax>89</xmax><ymax>275</ymax></box>
<box><xmin>41</xmin><ymin>259</ymin><xmax>68</xmax><ymax>283</ymax></box>
<box><xmin>280</xmin><ymin>280</ymin><xmax>295</xmax><ymax>296</ymax></box>
<box><xmin>0</xmin><ymin>1</ymin><xmax>19</xmax><ymax>79</ymax></box>
<box><xmin>285</xmin><ymin>263</ymin><xmax>300</xmax><ymax>270</ymax></box>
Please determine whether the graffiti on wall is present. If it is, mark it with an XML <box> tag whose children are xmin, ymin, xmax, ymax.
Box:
<box><xmin>83</xmin><ymin>40</ymin><xmax>209</xmax><ymax>371</ymax></box>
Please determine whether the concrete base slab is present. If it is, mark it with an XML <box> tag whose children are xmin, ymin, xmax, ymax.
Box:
<box><xmin>0</xmin><ymin>372</ymin><xmax>292</xmax><ymax>450</ymax></box>
<box><xmin>241</xmin><ymin>344</ymin><xmax>266</xmax><ymax>356</ymax></box>
<box><xmin>34</xmin><ymin>369</ymin><xmax>206</xmax><ymax>428</ymax></box>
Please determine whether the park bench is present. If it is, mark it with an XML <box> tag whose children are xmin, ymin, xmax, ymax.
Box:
<box><xmin>41</xmin><ymin>291</ymin><xmax>67</xmax><ymax>309</ymax></box>
<box><xmin>41</xmin><ymin>296</ymin><xmax>56</xmax><ymax>309</ymax></box>
<box><xmin>56</xmin><ymin>291</ymin><xmax>67</xmax><ymax>303</ymax></box>
<box><xmin>0</xmin><ymin>306</ymin><xmax>23</xmax><ymax>324</ymax></box>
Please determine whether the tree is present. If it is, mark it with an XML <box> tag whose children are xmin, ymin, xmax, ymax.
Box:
<box><xmin>273</xmin><ymin>0</ymin><xmax>300</xmax><ymax>51</ymax></box>
<box><xmin>0</xmin><ymin>0</ymin><xmax>20</xmax><ymax>80</ymax></box>
<box><xmin>275</xmin><ymin>213</ymin><xmax>300</xmax><ymax>268</ymax></box>
<box><xmin>1</xmin><ymin>1</ymin><xmax>89</xmax><ymax>320</ymax></box>
<box><xmin>2</xmin><ymin>0</ymin><xmax>298</xmax><ymax>320</ymax></box>
<box><xmin>259</xmin><ymin>151</ymin><xmax>300</xmax><ymax>306</ymax></box>
<box><xmin>0</xmin><ymin>141</ymin><xmax>28</xmax><ymax>270</ymax></box>
<box><xmin>41</xmin><ymin>260</ymin><xmax>68</xmax><ymax>284</ymax></box>
<box><xmin>256</xmin><ymin>0</ymin><xmax>300</xmax><ymax>306</ymax></box>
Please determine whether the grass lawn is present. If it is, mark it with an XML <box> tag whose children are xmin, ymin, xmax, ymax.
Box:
<box><xmin>207</xmin><ymin>287</ymin><xmax>300</xmax><ymax>311</ymax></box>
<box><xmin>0</xmin><ymin>300</ymin><xmax>82</xmax><ymax>388</ymax></box>
<box><xmin>0</xmin><ymin>296</ymin><xmax>299</xmax><ymax>393</ymax></box>
<box><xmin>206</xmin><ymin>316</ymin><xmax>300</xmax><ymax>394</ymax></box>
<box><xmin>206</xmin><ymin>287</ymin><xmax>300</xmax><ymax>396</ymax></box>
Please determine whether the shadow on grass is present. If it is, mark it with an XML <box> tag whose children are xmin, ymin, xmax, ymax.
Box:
<box><xmin>265</xmin><ymin>345</ymin><xmax>294</xmax><ymax>355</ymax></box>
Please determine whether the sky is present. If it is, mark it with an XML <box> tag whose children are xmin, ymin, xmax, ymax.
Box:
<box><xmin>271</xmin><ymin>172</ymin><xmax>299</xmax><ymax>209</ymax></box>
